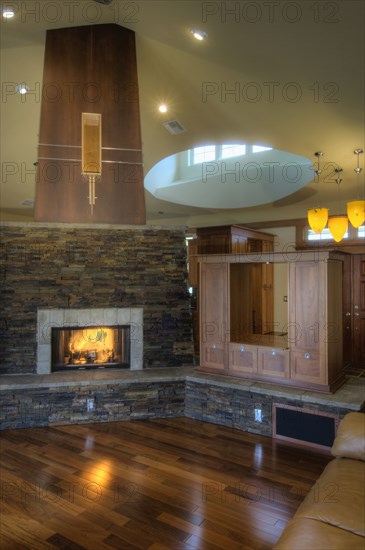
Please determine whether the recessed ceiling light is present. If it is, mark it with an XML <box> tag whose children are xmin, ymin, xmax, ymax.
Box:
<box><xmin>3</xmin><ymin>9</ymin><xmax>15</xmax><ymax>19</ymax></box>
<box><xmin>158</xmin><ymin>104</ymin><xmax>168</xmax><ymax>113</ymax></box>
<box><xmin>191</xmin><ymin>29</ymin><xmax>208</xmax><ymax>41</ymax></box>
<box><xmin>16</xmin><ymin>84</ymin><xmax>29</xmax><ymax>95</ymax></box>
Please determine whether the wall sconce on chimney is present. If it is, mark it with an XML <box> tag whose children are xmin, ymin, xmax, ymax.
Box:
<box><xmin>81</xmin><ymin>112</ymin><xmax>102</xmax><ymax>214</ymax></box>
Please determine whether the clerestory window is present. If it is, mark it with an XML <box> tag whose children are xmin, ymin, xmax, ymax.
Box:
<box><xmin>190</xmin><ymin>143</ymin><xmax>272</xmax><ymax>165</ymax></box>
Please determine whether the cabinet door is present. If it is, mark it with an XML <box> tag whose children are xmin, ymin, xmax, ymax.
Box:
<box><xmin>229</xmin><ymin>343</ymin><xmax>257</xmax><ymax>374</ymax></box>
<box><xmin>200</xmin><ymin>263</ymin><xmax>228</xmax><ymax>370</ymax></box>
<box><xmin>201</xmin><ymin>343</ymin><xmax>226</xmax><ymax>371</ymax></box>
<box><xmin>288</xmin><ymin>260</ymin><xmax>327</xmax><ymax>385</ymax></box>
<box><xmin>291</xmin><ymin>351</ymin><xmax>326</xmax><ymax>384</ymax></box>
<box><xmin>257</xmin><ymin>347</ymin><xmax>290</xmax><ymax>378</ymax></box>
<box><xmin>289</xmin><ymin>261</ymin><xmax>325</xmax><ymax>353</ymax></box>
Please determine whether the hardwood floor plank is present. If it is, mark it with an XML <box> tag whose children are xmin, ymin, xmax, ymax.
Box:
<box><xmin>45</xmin><ymin>533</ymin><xmax>88</xmax><ymax>550</ymax></box>
<box><xmin>104</xmin><ymin>517</ymin><xmax>189</xmax><ymax>549</ymax></box>
<box><xmin>157</xmin><ymin>512</ymin><xmax>246</xmax><ymax>549</ymax></box>
<box><xmin>184</xmin><ymin>533</ymin><xmax>242</xmax><ymax>550</ymax></box>
<box><xmin>43</xmin><ymin>513</ymin><xmax>113</xmax><ymax>549</ymax></box>
<box><xmin>102</xmin><ymin>532</ymin><xmax>143</xmax><ymax>549</ymax></box>
<box><xmin>147</xmin><ymin>544</ymin><xmax>205</xmax><ymax>550</ymax></box>
<box><xmin>0</xmin><ymin>511</ymin><xmax>56</xmax><ymax>549</ymax></box>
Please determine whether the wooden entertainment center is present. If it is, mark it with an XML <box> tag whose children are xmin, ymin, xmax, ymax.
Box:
<box><xmin>193</xmin><ymin>225</ymin><xmax>344</xmax><ymax>393</ymax></box>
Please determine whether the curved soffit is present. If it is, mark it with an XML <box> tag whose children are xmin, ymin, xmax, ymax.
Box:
<box><xmin>145</xmin><ymin>148</ymin><xmax>314</xmax><ymax>209</ymax></box>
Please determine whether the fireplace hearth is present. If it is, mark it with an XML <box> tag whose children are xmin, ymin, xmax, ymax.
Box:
<box><xmin>51</xmin><ymin>325</ymin><xmax>130</xmax><ymax>371</ymax></box>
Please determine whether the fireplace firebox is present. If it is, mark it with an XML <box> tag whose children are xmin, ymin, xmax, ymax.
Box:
<box><xmin>51</xmin><ymin>325</ymin><xmax>130</xmax><ymax>371</ymax></box>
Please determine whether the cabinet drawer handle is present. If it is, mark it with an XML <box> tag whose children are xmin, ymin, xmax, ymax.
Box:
<box><xmin>240</xmin><ymin>346</ymin><xmax>246</xmax><ymax>352</ymax></box>
<box><xmin>271</xmin><ymin>350</ymin><xmax>276</xmax><ymax>356</ymax></box>
<box><xmin>304</xmin><ymin>353</ymin><xmax>311</xmax><ymax>359</ymax></box>
<box><xmin>212</xmin><ymin>344</ymin><xmax>217</xmax><ymax>350</ymax></box>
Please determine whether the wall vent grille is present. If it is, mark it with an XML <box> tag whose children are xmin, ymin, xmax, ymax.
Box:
<box><xmin>273</xmin><ymin>403</ymin><xmax>339</xmax><ymax>449</ymax></box>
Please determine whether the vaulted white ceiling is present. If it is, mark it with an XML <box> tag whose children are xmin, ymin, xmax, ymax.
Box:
<box><xmin>1</xmin><ymin>0</ymin><xmax>364</xmax><ymax>227</ymax></box>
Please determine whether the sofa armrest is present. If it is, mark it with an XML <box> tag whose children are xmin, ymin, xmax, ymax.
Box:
<box><xmin>331</xmin><ymin>412</ymin><xmax>365</xmax><ymax>461</ymax></box>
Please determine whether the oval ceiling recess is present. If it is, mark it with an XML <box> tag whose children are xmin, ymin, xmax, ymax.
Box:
<box><xmin>145</xmin><ymin>146</ymin><xmax>313</xmax><ymax>209</ymax></box>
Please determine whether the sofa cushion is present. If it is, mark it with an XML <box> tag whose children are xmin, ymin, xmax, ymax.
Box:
<box><xmin>274</xmin><ymin>517</ymin><xmax>365</xmax><ymax>550</ymax></box>
<box><xmin>294</xmin><ymin>457</ymin><xmax>365</xmax><ymax>537</ymax></box>
<box><xmin>331</xmin><ymin>412</ymin><xmax>365</xmax><ymax>461</ymax></box>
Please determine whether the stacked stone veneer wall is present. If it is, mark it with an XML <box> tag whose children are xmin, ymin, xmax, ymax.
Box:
<box><xmin>184</xmin><ymin>379</ymin><xmax>355</xmax><ymax>436</ymax></box>
<box><xmin>0</xmin><ymin>380</ymin><xmax>186</xmax><ymax>430</ymax></box>
<box><xmin>0</xmin><ymin>223</ymin><xmax>194</xmax><ymax>374</ymax></box>
<box><xmin>0</xmin><ymin>374</ymin><xmax>358</xmax><ymax>431</ymax></box>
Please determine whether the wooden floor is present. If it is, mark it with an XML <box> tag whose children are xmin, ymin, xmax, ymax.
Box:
<box><xmin>0</xmin><ymin>418</ymin><xmax>331</xmax><ymax>549</ymax></box>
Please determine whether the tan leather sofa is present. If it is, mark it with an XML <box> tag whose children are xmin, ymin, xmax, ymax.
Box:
<box><xmin>274</xmin><ymin>412</ymin><xmax>365</xmax><ymax>549</ymax></box>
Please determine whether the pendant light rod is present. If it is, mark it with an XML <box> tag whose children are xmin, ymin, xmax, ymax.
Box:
<box><xmin>314</xmin><ymin>151</ymin><xmax>323</xmax><ymax>180</ymax></box>
<box><xmin>347</xmin><ymin>148</ymin><xmax>365</xmax><ymax>228</ymax></box>
<box><xmin>334</xmin><ymin>167</ymin><xmax>343</xmax><ymax>185</ymax></box>
<box><xmin>353</xmin><ymin>148</ymin><xmax>363</xmax><ymax>175</ymax></box>
<box><xmin>307</xmin><ymin>151</ymin><xmax>328</xmax><ymax>233</ymax></box>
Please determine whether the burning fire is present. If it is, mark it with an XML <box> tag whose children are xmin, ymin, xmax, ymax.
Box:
<box><xmin>69</xmin><ymin>327</ymin><xmax>115</xmax><ymax>365</ymax></box>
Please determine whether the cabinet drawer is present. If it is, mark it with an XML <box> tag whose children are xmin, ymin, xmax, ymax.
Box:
<box><xmin>200</xmin><ymin>342</ymin><xmax>226</xmax><ymax>370</ymax></box>
<box><xmin>229</xmin><ymin>344</ymin><xmax>257</xmax><ymax>373</ymax></box>
<box><xmin>291</xmin><ymin>351</ymin><xmax>326</xmax><ymax>384</ymax></box>
<box><xmin>257</xmin><ymin>347</ymin><xmax>290</xmax><ymax>378</ymax></box>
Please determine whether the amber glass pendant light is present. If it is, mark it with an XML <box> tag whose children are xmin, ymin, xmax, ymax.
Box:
<box><xmin>308</xmin><ymin>207</ymin><xmax>328</xmax><ymax>233</ymax></box>
<box><xmin>347</xmin><ymin>149</ymin><xmax>364</xmax><ymax>228</ymax></box>
<box><xmin>328</xmin><ymin>216</ymin><xmax>348</xmax><ymax>242</ymax></box>
<box><xmin>328</xmin><ymin>167</ymin><xmax>348</xmax><ymax>242</ymax></box>
<box><xmin>307</xmin><ymin>152</ymin><xmax>328</xmax><ymax>233</ymax></box>
<box><xmin>347</xmin><ymin>200</ymin><xmax>365</xmax><ymax>227</ymax></box>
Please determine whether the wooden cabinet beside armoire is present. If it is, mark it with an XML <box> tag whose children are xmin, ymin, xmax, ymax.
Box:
<box><xmin>198</xmin><ymin>251</ymin><xmax>344</xmax><ymax>393</ymax></box>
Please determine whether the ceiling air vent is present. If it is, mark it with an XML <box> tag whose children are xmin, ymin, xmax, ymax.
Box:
<box><xmin>162</xmin><ymin>120</ymin><xmax>187</xmax><ymax>135</ymax></box>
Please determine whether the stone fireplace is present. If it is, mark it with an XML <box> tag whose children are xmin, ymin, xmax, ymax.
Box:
<box><xmin>0</xmin><ymin>222</ymin><xmax>194</xmax><ymax>376</ymax></box>
<box><xmin>37</xmin><ymin>308</ymin><xmax>143</xmax><ymax>374</ymax></box>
